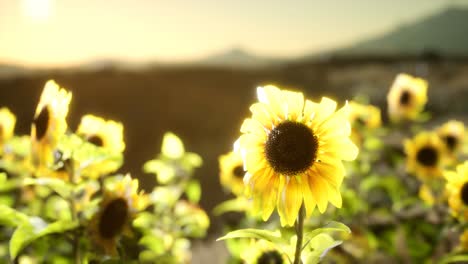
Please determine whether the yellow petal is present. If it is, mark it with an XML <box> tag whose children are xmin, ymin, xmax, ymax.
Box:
<box><xmin>277</xmin><ymin>176</ymin><xmax>303</xmax><ymax>226</ymax></box>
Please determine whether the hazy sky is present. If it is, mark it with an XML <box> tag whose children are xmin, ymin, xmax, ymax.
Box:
<box><xmin>0</xmin><ymin>0</ymin><xmax>466</xmax><ymax>67</ymax></box>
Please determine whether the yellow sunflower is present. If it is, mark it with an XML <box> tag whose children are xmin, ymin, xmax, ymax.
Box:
<box><xmin>0</xmin><ymin>107</ymin><xmax>16</xmax><ymax>152</ymax></box>
<box><xmin>31</xmin><ymin>80</ymin><xmax>72</xmax><ymax>173</ymax></box>
<box><xmin>241</xmin><ymin>239</ymin><xmax>288</xmax><ymax>264</ymax></box>
<box><xmin>89</xmin><ymin>174</ymin><xmax>149</xmax><ymax>255</ymax></box>
<box><xmin>387</xmin><ymin>73</ymin><xmax>428</xmax><ymax>122</ymax></box>
<box><xmin>445</xmin><ymin>161</ymin><xmax>468</xmax><ymax>221</ymax></box>
<box><xmin>459</xmin><ymin>229</ymin><xmax>468</xmax><ymax>251</ymax></box>
<box><xmin>404</xmin><ymin>132</ymin><xmax>447</xmax><ymax>180</ymax></box>
<box><xmin>436</xmin><ymin>120</ymin><xmax>465</xmax><ymax>159</ymax></box>
<box><xmin>236</xmin><ymin>85</ymin><xmax>358</xmax><ymax>226</ymax></box>
<box><xmin>219</xmin><ymin>151</ymin><xmax>246</xmax><ymax>196</ymax></box>
<box><xmin>348</xmin><ymin>101</ymin><xmax>382</xmax><ymax>146</ymax></box>
<box><xmin>418</xmin><ymin>184</ymin><xmax>435</xmax><ymax>206</ymax></box>
<box><xmin>77</xmin><ymin>114</ymin><xmax>125</xmax><ymax>178</ymax></box>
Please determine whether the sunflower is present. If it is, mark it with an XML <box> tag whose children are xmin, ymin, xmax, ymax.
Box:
<box><xmin>77</xmin><ymin>114</ymin><xmax>125</xmax><ymax>178</ymax></box>
<box><xmin>436</xmin><ymin>120</ymin><xmax>465</xmax><ymax>159</ymax></box>
<box><xmin>348</xmin><ymin>101</ymin><xmax>382</xmax><ymax>146</ymax></box>
<box><xmin>0</xmin><ymin>107</ymin><xmax>16</xmax><ymax>153</ymax></box>
<box><xmin>387</xmin><ymin>73</ymin><xmax>428</xmax><ymax>122</ymax></box>
<box><xmin>459</xmin><ymin>229</ymin><xmax>468</xmax><ymax>251</ymax></box>
<box><xmin>31</xmin><ymin>80</ymin><xmax>72</xmax><ymax>173</ymax></box>
<box><xmin>418</xmin><ymin>184</ymin><xmax>435</xmax><ymax>206</ymax></box>
<box><xmin>89</xmin><ymin>174</ymin><xmax>149</xmax><ymax>255</ymax></box>
<box><xmin>219</xmin><ymin>151</ymin><xmax>246</xmax><ymax>196</ymax></box>
<box><xmin>445</xmin><ymin>161</ymin><xmax>468</xmax><ymax>221</ymax></box>
<box><xmin>241</xmin><ymin>239</ymin><xmax>288</xmax><ymax>264</ymax></box>
<box><xmin>404</xmin><ymin>132</ymin><xmax>447</xmax><ymax>180</ymax></box>
<box><xmin>236</xmin><ymin>85</ymin><xmax>358</xmax><ymax>226</ymax></box>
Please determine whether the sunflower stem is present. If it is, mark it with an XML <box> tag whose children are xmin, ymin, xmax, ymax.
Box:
<box><xmin>293</xmin><ymin>204</ymin><xmax>305</xmax><ymax>264</ymax></box>
<box><xmin>67</xmin><ymin>159</ymin><xmax>81</xmax><ymax>264</ymax></box>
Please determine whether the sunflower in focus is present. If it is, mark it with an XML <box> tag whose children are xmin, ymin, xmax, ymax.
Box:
<box><xmin>236</xmin><ymin>85</ymin><xmax>358</xmax><ymax>226</ymax></box>
<box><xmin>387</xmin><ymin>73</ymin><xmax>428</xmax><ymax>122</ymax></box>
<box><xmin>404</xmin><ymin>132</ymin><xmax>447</xmax><ymax>180</ymax></box>
<box><xmin>241</xmin><ymin>239</ymin><xmax>288</xmax><ymax>264</ymax></box>
<box><xmin>77</xmin><ymin>114</ymin><xmax>125</xmax><ymax>178</ymax></box>
<box><xmin>0</xmin><ymin>107</ymin><xmax>16</xmax><ymax>153</ymax></box>
<box><xmin>31</xmin><ymin>80</ymin><xmax>72</xmax><ymax>173</ymax></box>
<box><xmin>445</xmin><ymin>161</ymin><xmax>468</xmax><ymax>221</ymax></box>
<box><xmin>436</xmin><ymin>120</ymin><xmax>465</xmax><ymax>160</ymax></box>
<box><xmin>89</xmin><ymin>174</ymin><xmax>149</xmax><ymax>255</ymax></box>
<box><xmin>219</xmin><ymin>151</ymin><xmax>245</xmax><ymax>196</ymax></box>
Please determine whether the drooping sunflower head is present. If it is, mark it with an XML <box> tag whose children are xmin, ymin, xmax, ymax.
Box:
<box><xmin>445</xmin><ymin>161</ymin><xmax>468</xmax><ymax>221</ymax></box>
<box><xmin>31</xmin><ymin>80</ymin><xmax>72</xmax><ymax>170</ymax></box>
<box><xmin>90</xmin><ymin>174</ymin><xmax>148</xmax><ymax>255</ymax></box>
<box><xmin>236</xmin><ymin>85</ymin><xmax>358</xmax><ymax>226</ymax></box>
<box><xmin>436</xmin><ymin>120</ymin><xmax>465</xmax><ymax>158</ymax></box>
<box><xmin>77</xmin><ymin>114</ymin><xmax>125</xmax><ymax>178</ymax></box>
<box><xmin>219</xmin><ymin>151</ymin><xmax>246</xmax><ymax>196</ymax></box>
<box><xmin>404</xmin><ymin>132</ymin><xmax>447</xmax><ymax>180</ymax></box>
<box><xmin>0</xmin><ymin>107</ymin><xmax>16</xmax><ymax>153</ymax></box>
<box><xmin>241</xmin><ymin>239</ymin><xmax>288</xmax><ymax>264</ymax></box>
<box><xmin>387</xmin><ymin>73</ymin><xmax>428</xmax><ymax>122</ymax></box>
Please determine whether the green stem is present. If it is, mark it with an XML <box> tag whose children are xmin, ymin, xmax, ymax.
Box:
<box><xmin>293</xmin><ymin>204</ymin><xmax>305</xmax><ymax>264</ymax></box>
<box><xmin>66</xmin><ymin>159</ymin><xmax>81</xmax><ymax>264</ymax></box>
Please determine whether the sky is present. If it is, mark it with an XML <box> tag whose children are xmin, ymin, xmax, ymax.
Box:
<box><xmin>0</xmin><ymin>0</ymin><xmax>467</xmax><ymax>67</ymax></box>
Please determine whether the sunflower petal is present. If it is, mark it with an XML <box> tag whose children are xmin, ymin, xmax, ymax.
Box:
<box><xmin>277</xmin><ymin>176</ymin><xmax>302</xmax><ymax>226</ymax></box>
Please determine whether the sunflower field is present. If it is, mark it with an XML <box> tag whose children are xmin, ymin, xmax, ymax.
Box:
<box><xmin>0</xmin><ymin>72</ymin><xmax>467</xmax><ymax>264</ymax></box>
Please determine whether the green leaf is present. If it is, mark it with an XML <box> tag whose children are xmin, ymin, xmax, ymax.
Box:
<box><xmin>439</xmin><ymin>254</ymin><xmax>468</xmax><ymax>264</ymax></box>
<box><xmin>303</xmin><ymin>221</ymin><xmax>350</xmax><ymax>243</ymax></box>
<box><xmin>161</xmin><ymin>132</ymin><xmax>185</xmax><ymax>159</ymax></box>
<box><xmin>22</xmin><ymin>177</ymin><xmax>72</xmax><ymax>199</ymax></box>
<box><xmin>0</xmin><ymin>205</ymin><xmax>29</xmax><ymax>227</ymax></box>
<box><xmin>139</xmin><ymin>235</ymin><xmax>166</xmax><ymax>255</ymax></box>
<box><xmin>217</xmin><ymin>229</ymin><xmax>284</xmax><ymax>244</ymax></box>
<box><xmin>9</xmin><ymin>218</ymin><xmax>78</xmax><ymax>259</ymax></box>
<box><xmin>305</xmin><ymin>234</ymin><xmax>342</xmax><ymax>264</ymax></box>
<box><xmin>213</xmin><ymin>198</ymin><xmax>249</xmax><ymax>215</ymax></box>
<box><xmin>185</xmin><ymin>180</ymin><xmax>201</xmax><ymax>203</ymax></box>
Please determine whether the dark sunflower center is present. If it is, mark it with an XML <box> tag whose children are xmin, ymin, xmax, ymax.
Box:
<box><xmin>232</xmin><ymin>165</ymin><xmax>244</xmax><ymax>179</ymax></box>
<box><xmin>399</xmin><ymin>90</ymin><xmax>411</xmax><ymax>106</ymax></box>
<box><xmin>87</xmin><ymin>135</ymin><xmax>104</xmax><ymax>147</ymax></box>
<box><xmin>257</xmin><ymin>250</ymin><xmax>283</xmax><ymax>264</ymax></box>
<box><xmin>416</xmin><ymin>146</ymin><xmax>438</xmax><ymax>167</ymax></box>
<box><xmin>460</xmin><ymin>183</ymin><xmax>468</xmax><ymax>206</ymax></box>
<box><xmin>98</xmin><ymin>198</ymin><xmax>129</xmax><ymax>239</ymax></box>
<box><xmin>355</xmin><ymin>117</ymin><xmax>367</xmax><ymax>127</ymax></box>
<box><xmin>443</xmin><ymin>135</ymin><xmax>457</xmax><ymax>151</ymax></box>
<box><xmin>33</xmin><ymin>107</ymin><xmax>50</xmax><ymax>141</ymax></box>
<box><xmin>265</xmin><ymin>121</ymin><xmax>318</xmax><ymax>175</ymax></box>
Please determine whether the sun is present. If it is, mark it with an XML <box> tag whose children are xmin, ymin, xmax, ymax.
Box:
<box><xmin>22</xmin><ymin>0</ymin><xmax>53</xmax><ymax>21</ymax></box>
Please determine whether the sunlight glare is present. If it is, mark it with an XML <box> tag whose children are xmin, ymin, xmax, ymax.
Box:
<box><xmin>22</xmin><ymin>0</ymin><xmax>53</xmax><ymax>21</ymax></box>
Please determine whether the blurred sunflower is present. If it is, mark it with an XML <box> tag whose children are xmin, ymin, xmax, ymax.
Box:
<box><xmin>436</xmin><ymin>120</ymin><xmax>465</xmax><ymax>160</ymax></box>
<box><xmin>236</xmin><ymin>85</ymin><xmax>358</xmax><ymax>226</ymax></box>
<box><xmin>445</xmin><ymin>161</ymin><xmax>468</xmax><ymax>221</ymax></box>
<box><xmin>241</xmin><ymin>239</ymin><xmax>288</xmax><ymax>264</ymax></box>
<box><xmin>404</xmin><ymin>132</ymin><xmax>447</xmax><ymax>180</ymax></box>
<box><xmin>418</xmin><ymin>184</ymin><xmax>435</xmax><ymax>206</ymax></box>
<box><xmin>348</xmin><ymin>101</ymin><xmax>382</xmax><ymax>146</ymax></box>
<box><xmin>387</xmin><ymin>73</ymin><xmax>428</xmax><ymax>122</ymax></box>
<box><xmin>77</xmin><ymin>114</ymin><xmax>125</xmax><ymax>178</ymax></box>
<box><xmin>0</xmin><ymin>107</ymin><xmax>16</xmax><ymax>153</ymax></box>
<box><xmin>31</xmin><ymin>80</ymin><xmax>72</xmax><ymax>173</ymax></box>
<box><xmin>219</xmin><ymin>151</ymin><xmax>245</xmax><ymax>196</ymax></box>
<box><xmin>459</xmin><ymin>229</ymin><xmax>468</xmax><ymax>251</ymax></box>
<box><xmin>89</xmin><ymin>174</ymin><xmax>148</xmax><ymax>255</ymax></box>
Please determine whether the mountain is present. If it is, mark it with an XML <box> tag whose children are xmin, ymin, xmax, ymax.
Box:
<box><xmin>193</xmin><ymin>48</ymin><xmax>286</xmax><ymax>68</ymax></box>
<box><xmin>333</xmin><ymin>7</ymin><xmax>468</xmax><ymax>57</ymax></box>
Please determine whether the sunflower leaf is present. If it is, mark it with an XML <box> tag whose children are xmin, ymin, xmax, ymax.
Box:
<box><xmin>303</xmin><ymin>221</ymin><xmax>350</xmax><ymax>243</ymax></box>
<box><xmin>0</xmin><ymin>205</ymin><xmax>29</xmax><ymax>227</ymax></box>
<box><xmin>9</xmin><ymin>218</ymin><xmax>78</xmax><ymax>260</ymax></box>
<box><xmin>304</xmin><ymin>234</ymin><xmax>342</xmax><ymax>264</ymax></box>
<box><xmin>217</xmin><ymin>228</ymin><xmax>284</xmax><ymax>244</ymax></box>
<box><xmin>212</xmin><ymin>198</ymin><xmax>249</xmax><ymax>216</ymax></box>
<box><xmin>439</xmin><ymin>254</ymin><xmax>468</xmax><ymax>264</ymax></box>
<box><xmin>22</xmin><ymin>177</ymin><xmax>72</xmax><ymax>199</ymax></box>
<box><xmin>161</xmin><ymin>132</ymin><xmax>185</xmax><ymax>159</ymax></box>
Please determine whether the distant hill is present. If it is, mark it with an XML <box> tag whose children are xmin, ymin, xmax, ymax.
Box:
<box><xmin>193</xmin><ymin>48</ymin><xmax>286</xmax><ymax>68</ymax></box>
<box><xmin>332</xmin><ymin>7</ymin><xmax>468</xmax><ymax>57</ymax></box>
